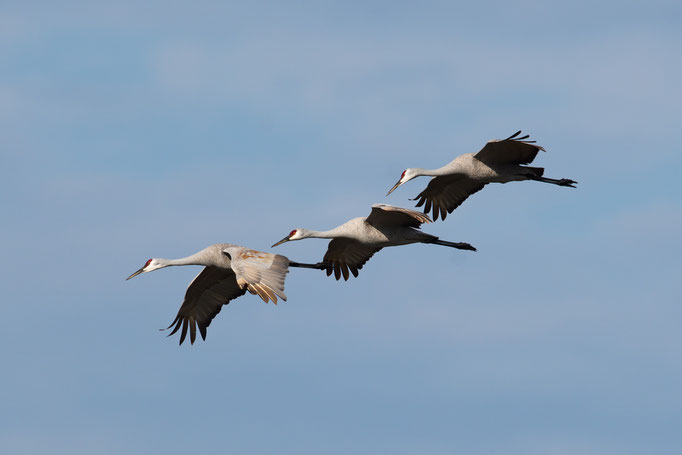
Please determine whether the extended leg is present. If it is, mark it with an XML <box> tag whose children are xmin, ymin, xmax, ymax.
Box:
<box><xmin>427</xmin><ymin>239</ymin><xmax>477</xmax><ymax>251</ymax></box>
<box><xmin>527</xmin><ymin>174</ymin><xmax>577</xmax><ymax>188</ymax></box>
<box><xmin>289</xmin><ymin>261</ymin><xmax>333</xmax><ymax>270</ymax></box>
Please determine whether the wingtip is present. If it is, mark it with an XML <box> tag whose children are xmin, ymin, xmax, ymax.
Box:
<box><xmin>505</xmin><ymin>130</ymin><xmax>522</xmax><ymax>140</ymax></box>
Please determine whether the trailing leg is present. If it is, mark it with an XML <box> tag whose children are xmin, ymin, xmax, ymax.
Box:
<box><xmin>289</xmin><ymin>261</ymin><xmax>333</xmax><ymax>270</ymax></box>
<box><xmin>526</xmin><ymin>174</ymin><xmax>577</xmax><ymax>188</ymax></box>
<box><xmin>425</xmin><ymin>238</ymin><xmax>477</xmax><ymax>251</ymax></box>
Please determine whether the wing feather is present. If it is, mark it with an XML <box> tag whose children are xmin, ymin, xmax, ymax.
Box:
<box><xmin>474</xmin><ymin>131</ymin><xmax>545</xmax><ymax>165</ymax></box>
<box><xmin>322</xmin><ymin>238</ymin><xmax>382</xmax><ymax>281</ymax></box>
<box><xmin>180</xmin><ymin>318</ymin><xmax>189</xmax><ymax>345</ymax></box>
<box><xmin>165</xmin><ymin>266</ymin><xmax>247</xmax><ymax>345</ymax></box>
<box><xmin>226</xmin><ymin>247</ymin><xmax>290</xmax><ymax>305</ymax></box>
<box><xmin>412</xmin><ymin>175</ymin><xmax>486</xmax><ymax>220</ymax></box>
<box><xmin>249</xmin><ymin>283</ymin><xmax>278</xmax><ymax>304</ymax></box>
<box><xmin>366</xmin><ymin>204</ymin><xmax>432</xmax><ymax>227</ymax></box>
<box><xmin>250</xmin><ymin>284</ymin><xmax>269</xmax><ymax>303</ymax></box>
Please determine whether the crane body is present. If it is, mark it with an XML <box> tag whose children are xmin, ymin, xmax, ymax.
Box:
<box><xmin>272</xmin><ymin>204</ymin><xmax>475</xmax><ymax>280</ymax></box>
<box><xmin>387</xmin><ymin>131</ymin><xmax>577</xmax><ymax>220</ymax></box>
<box><xmin>126</xmin><ymin>243</ymin><xmax>326</xmax><ymax>345</ymax></box>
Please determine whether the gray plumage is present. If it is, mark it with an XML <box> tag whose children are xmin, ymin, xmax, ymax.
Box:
<box><xmin>386</xmin><ymin>131</ymin><xmax>578</xmax><ymax>221</ymax></box>
<box><xmin>272</xmin><ymin>204</ymin><xmax>476</xmax><ymax>281</ymax></box>
<box><xmin>126</xmin><ymin>244</ymin><xmax>322</xmax><ymax>345</ymax></box>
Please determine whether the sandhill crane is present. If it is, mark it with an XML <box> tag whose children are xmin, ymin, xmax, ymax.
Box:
<box><xmin>126</xmin><ymin>243</ymin><xmax>325</xmax><ymax>345</ymax></box>
<box><xmin>271</xmin><ymin>204</ymin><xmax>476</xmax><ymax>281</ymax></box>
<box><xmin>386</xmin><ymin>131</ymin><xmax>578</xmax><ymax>221</ymax></box>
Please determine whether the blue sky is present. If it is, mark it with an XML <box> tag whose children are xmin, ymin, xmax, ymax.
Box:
<box><xmin>2</xmin><ymin>1</ymin><xmax>681</xmax><ymax>453</ymax></box>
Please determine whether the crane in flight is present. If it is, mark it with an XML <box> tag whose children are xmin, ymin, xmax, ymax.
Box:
<box><xmin>272</xmin><ymin>204</ymin><xmax>476</xmax><ymax>281</ymax></box>
<box><xmin>126</xmin><ymin>243</ymin><xmax>326</xmax><ymax>345</ymax></box>
<box><xmin>386</xmin><ymin>131</ymin><xmax>577</xmax><ymax>221</ymax></box>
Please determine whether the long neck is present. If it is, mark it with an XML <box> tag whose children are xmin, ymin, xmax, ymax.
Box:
<box><xmin>305</xmin><ymin>226</ymin><xmax>347</xmax><ymax>239</ymax></box>
<box><xmin>162</xmin><ymin>251</ymin><xmax>209</xmax><ymax>267</ymax></box>
<box><xmin>414</xmin><ymin>166</ymin><xmax>450</xmax><ymax>177</ymax></box>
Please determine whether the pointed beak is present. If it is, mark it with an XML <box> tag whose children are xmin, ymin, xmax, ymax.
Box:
<box><xmin>271</xmin><ymin>235</ymin><xmax>291</xmax><ymax>248</ymax></box>
<box><xmin>386</xmin><ymin>179</ymin><xmax>403</xmax><ymax>196</ymax></box>
<box><xmin>126</xmin><ymin>267</ymin><xmax>145</xmax><ymax>281</ymax></box>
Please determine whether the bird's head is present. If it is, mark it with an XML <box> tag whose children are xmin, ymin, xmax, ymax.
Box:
<box><xmin>126</xmin><ymin>258</ymin><xmax>165</xmax><ymax>280</ymax></box>
<box><xmin>387</xmin><ymin>168</ymin><xmax>418</xmax><ymax>196</ymax></box>
<box><xmin>272</xmin><ymin>229</ymin><xmax>308</xmax><ymax>247</ymax></box>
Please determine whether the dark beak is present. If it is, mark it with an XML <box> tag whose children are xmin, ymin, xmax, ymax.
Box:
<box><xmin>386</xmin><ymin>180</ymin><xmax>402</xmax><ymax>196</ymax></box>
<box><xmin>271</xmin><ymin>235</ymin><xmax>291</xmax><ymax>248</ymax></box>
<box><xmin>126</xmin><ymin>267</ymin><xmax>145</xmax><ymax>281</ymax></box>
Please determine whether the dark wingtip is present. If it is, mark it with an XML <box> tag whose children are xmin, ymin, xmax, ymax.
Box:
<box><xmin>505</xmin><ymin>130</ymin><xmax>522</xmax><ymax>140</ymax></box>
<box><xmin>190</xmin><ymin>321</ymin><xmax>197</xmax><ymax>345</ymax></box>
<box><xmin>163</xmin><ymin>316</ymin><xmax>183</xmax><ymax>340</ymax></box>
<box><xmin>161</xmin><ymin>317</ymin><xmax>177</xmax><ymax>332</ymax></box>
<box><xmin>179</xmin><ymin>319</ymin><xmax>189</xmax><ymax>345</ymax></box>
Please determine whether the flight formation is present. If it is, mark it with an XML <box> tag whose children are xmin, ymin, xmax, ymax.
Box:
<box><xmin>127</xmin><ymin>131</ymin><xmax>577</xmax><ymax>345</ymax></box>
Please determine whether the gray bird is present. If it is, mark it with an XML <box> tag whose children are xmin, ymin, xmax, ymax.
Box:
<box><xmin>272</xmin><ymin>204</ymin><xmax>476</xmax><ymax>281</ymax></box>
<box><xmin>386</xmin><ymin>131</ymin><xmax>577</xmax><ymax>220</ymax></box>
<box><xmin>126</xmin><ymin>243</ymin><xmax>325</xmax><ymax>345</ymax></box>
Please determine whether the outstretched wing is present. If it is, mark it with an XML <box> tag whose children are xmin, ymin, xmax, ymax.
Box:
<box><xmin>365</xmin><ymin>204</ymin><xmax>432</xmax><ymax>228</ymax></box>
<box><xmin>413</xmin><ymin>175</ymin><xmax>486</xmax><ymax>221</ymax></box>
<box><xmin>322</xmin><ymin>238</ymin><xmax>382</xmax><ymax>281</ymax></box>
<box><xmin>166</xmin><ymin>266</ymin><xmax>246</xmax><ymax>345</ymax></box>
<box><xmin>474</xmin><ymin>130</ymin><xmax>545</xmax><ymax>165</ymax></box>
<box><xmin>224</xmin><ymin>246</ymin><xmax>290</xmax><ymax>304</ymax></box>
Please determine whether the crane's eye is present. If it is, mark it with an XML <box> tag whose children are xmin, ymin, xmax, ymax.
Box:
<box><xmin>144</xmin><ymin>259</ymin><xmax>153</xmax><ymax>268</ymax></box>
<box><xmin>289</xmin><ymin>230</ymin><xmax>297</xmax><ymax>237</ymax></box>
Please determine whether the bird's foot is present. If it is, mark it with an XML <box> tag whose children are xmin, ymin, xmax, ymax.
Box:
<box><xmin>559</xmin><ymin>178</ymin><xmax>577</xmax><ymax>188</ymax></box>
<box><xmin>455</xmin><ymin>242</ymin><xmax>477</xmax><ymax>251</ymax></box>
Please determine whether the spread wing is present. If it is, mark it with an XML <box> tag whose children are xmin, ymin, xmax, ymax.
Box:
<box><xmin>225</xmin><ymin>246</ymin><xmax>290</xmax><ymax>304</ymax></box>
<box><xmin>166</xmin><ymin>266</ymin><xmax>246</xmax><ymax>345</ymax></box>
<box><xmin>365</xmin><ymin>204</ymin><xmax>432</xmax><ymax>228</ymax></box>
<box><xmin>474</xmin><ymin>130</ymin><xmax>545</xmax><ymax>165</ymax></box>
<box><xmin>322</xmin><ymin>238</ymin><xmax>382</xmax><ymax>281</ymax></box>
<box><xmin>413</xmin><ymin>175</ymin><xmax>486</xmax><ymax>221</ymax></box>
<box><xmin>165</xmin><ymin>247</ymin><xmax>290</xmax><ymax>345</ymax></box>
